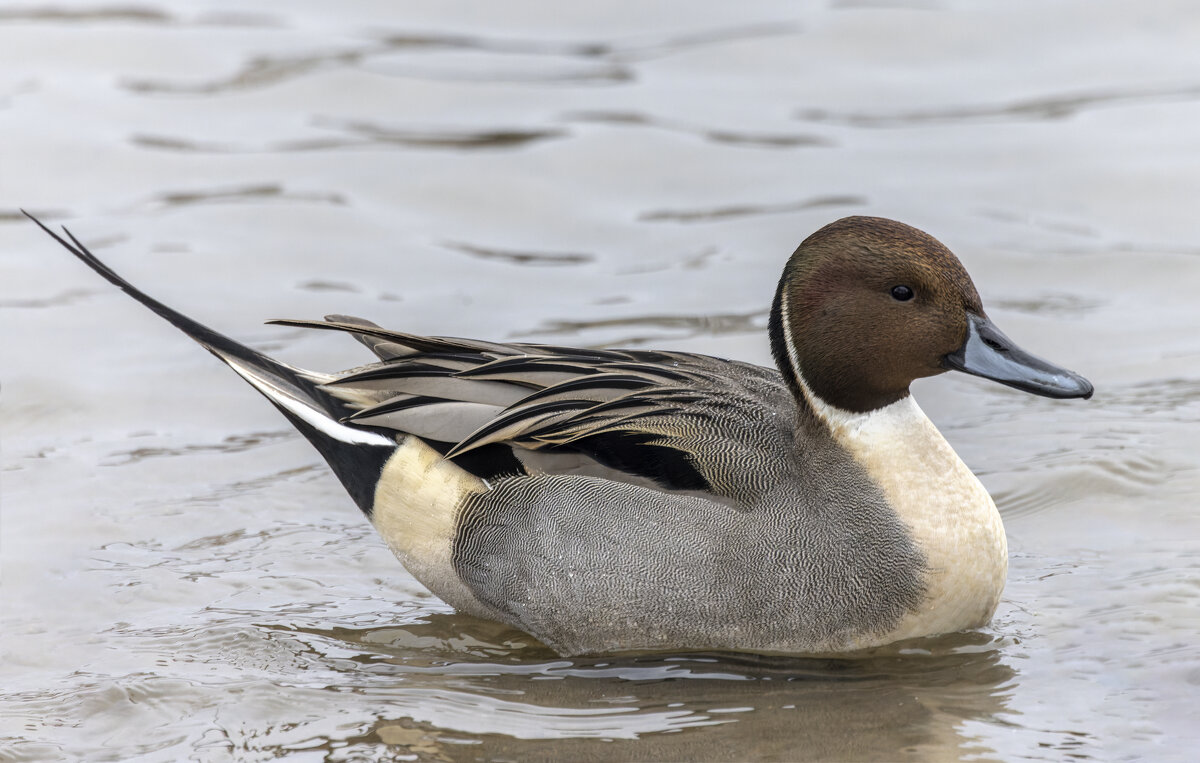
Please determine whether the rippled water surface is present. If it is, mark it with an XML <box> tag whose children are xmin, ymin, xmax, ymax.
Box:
<box><xmin>4</xmin><ymin>1</ymin><xmax>1200</xmax><ymax>760</ymax></box>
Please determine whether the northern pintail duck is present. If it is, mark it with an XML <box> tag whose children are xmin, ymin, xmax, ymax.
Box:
<box><xmin>29</xmin><ymin>214</ymin><xmax>1092</xmax><ymax>656</ymax></box>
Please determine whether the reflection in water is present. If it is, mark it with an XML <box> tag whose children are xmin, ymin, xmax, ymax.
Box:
<box><xmin>261</xmin><ymin>615</ymin><xmax>1015</xmax><ymax>761</ymax></box>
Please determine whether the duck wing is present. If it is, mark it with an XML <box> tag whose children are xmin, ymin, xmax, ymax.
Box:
<box><xmin>270</xmin><ymin>317</ymin><xmax>795</xmax><ymax>504</ymax></box>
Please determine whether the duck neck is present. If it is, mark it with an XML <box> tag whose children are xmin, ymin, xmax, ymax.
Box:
<box><xmin>793</xmin><ymin>373</ymin><xmax>1008</xmax><ymax>638</ymax></box>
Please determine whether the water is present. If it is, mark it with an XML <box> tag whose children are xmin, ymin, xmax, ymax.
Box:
<box><xmin>3</xmin><ymin>1</ymin><xmax>1199</xmax><ymax>760</ymax></box>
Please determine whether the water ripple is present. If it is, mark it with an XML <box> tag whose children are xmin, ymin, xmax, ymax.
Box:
<box><xmin>797</xmin><ymin>83</ymin><xmax>1200</xmax><ymax>126</ymax></box>
<box><xmin>373</xmin><ymin>22</ymin><xmax>802</xmax><ymax>63</ymax></box>
<box><xmin>639</xmin><ymin>194</ymin><xmax>864</xmax><ymax>223</ymax></box>
<box><xmin>0</xmin><ymin>207</ymin><xmax>68</xmax><ymax>225</ymax></box>
<box><xmin>1101</xmin><ymin>378</ymin><xmax>1200</xmax><ymax>418</ymax></box>
<box><xmin>119</xmin><ymin>22</ymin><xmax>800</xmax><ymax>95</ymax></box>
<box><xmin>517</xmin><ymin>309</ymin><xmax>768</xmax><ymax>347</ymax></box>
<box><xmin>0</xmin><ymin>5</ymin><xmax>280</xmax><ymax>27</ymax></box>
<box><xmin>132</xmin><ymin>120</ymin><xmax>566</xmax><ymax>154</ymax></box>
<box><xmin>992</xmin><ymin>456</ymin><xmax>1168</xmax><ymax>520</ymax></box>
<box><xmin>364</xmin><ymin>687</ymin><xmax>728</xmax><ymax>740</ymax></box>
<box><xmin>563</xmin><ymin>109</ymin><xmax>831</xmax><ymax>149</ymax></box>
<box><xmin>102</xmin><ymin>430</ymin><xmax>295</xmax><ymax>466</ymax></box>
<box><xmin>137</xmin><ymin>183</ymin><xmax>345</xmax><ymax>211</ymax></box>
<box><xmin>0</xmin><ymin>288</ymin><xmax>97</xmax><ymax>310</ymax></box>
<box><xmin>991</xmin><ymin>292</ymin><xmax>1105</xmax><ymax>317</ymax></box>
<box><xmin>442</xmin><ymin>241</ymin><xmax>594</xmax><ymax>267</ymax></box>
<box><xmin>124</xmin><ymin>47</ymin><xmax>374</xmax><ymax>94</ymax></box>
<box><xmin>309</xmin><ymin>118</ymin><xmax>567</xmax><ymax>150</ymax></box>
<box><xmin>0</xmin><ymin>5</ymin><xmax>173</xmax><ymax>24</ymax></box>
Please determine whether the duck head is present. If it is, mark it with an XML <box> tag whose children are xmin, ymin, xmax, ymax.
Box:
<box><xmin>769</xmin><ymin>216</ymin><xmax>1093</xmax><ymax>413</ymax></box>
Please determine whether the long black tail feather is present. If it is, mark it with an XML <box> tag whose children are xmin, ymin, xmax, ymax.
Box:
<box><xmin>26</xmin><ymin>211</ymin><xmax>395</xmax><ymax>515</ymax></box>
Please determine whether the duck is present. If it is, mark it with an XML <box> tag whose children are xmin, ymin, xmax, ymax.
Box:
<box><xmin>27</xmin><ymin>213</ymin><xmax>1092</xmax><ymax>656</ymax></box>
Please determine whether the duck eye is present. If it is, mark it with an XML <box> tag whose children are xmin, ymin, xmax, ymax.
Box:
<box><xmin>890</xmin><ymin>285</ymin><xmax>915</xmax><ymax>302</ymax></box>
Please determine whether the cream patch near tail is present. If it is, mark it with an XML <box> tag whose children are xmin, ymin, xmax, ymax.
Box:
<box><xmin>370</xmin><ymin>437</ymin><xmax>497</xmax><ymax>617</ymax></box>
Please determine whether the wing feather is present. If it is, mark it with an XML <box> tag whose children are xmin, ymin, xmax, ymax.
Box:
<box><xmin>350</xmin><ymin>400</ymin><xmax>504</xmax><ymax>443</ymax></box>
<box><xmin>279</xmin><ymin>314</ymin><xmax>790</xmax><ymax>498</ymax></box>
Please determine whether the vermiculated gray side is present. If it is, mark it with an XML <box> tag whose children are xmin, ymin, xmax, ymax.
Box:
<box><xmin>451</xmin><ymin>362</ymin><xmax>928</xmax><ymax>656</ymax></box>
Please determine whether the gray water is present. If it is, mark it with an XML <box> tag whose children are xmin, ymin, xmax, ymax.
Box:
<box><xmin>3</xmin><ymin>1</ymin><xmax>1199</xmax><ymax>760</ymax></box>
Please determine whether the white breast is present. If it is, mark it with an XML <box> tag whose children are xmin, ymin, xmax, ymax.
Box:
<box><xmin>802</xmin><ymin>382</ymin><xmax>1008</xmax><ymax>645</ymax></box>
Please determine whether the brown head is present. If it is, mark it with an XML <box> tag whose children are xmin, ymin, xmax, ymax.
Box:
<box><xmin>769</xmin><ymin>216</ymin><xmax>1092</xmax><ymax>413</ymax></box>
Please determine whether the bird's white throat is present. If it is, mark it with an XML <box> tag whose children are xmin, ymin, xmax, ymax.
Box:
<box><xmin>798</xmin><ymin>375</ymin><xmax>1008</xmax><ymax>645</ymax></box>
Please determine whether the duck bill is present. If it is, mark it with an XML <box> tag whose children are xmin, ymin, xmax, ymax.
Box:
<box><xmin>942</xmin><ymin>313</ymin><xmax>1093</xmax><ymax>399</ymax></box>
